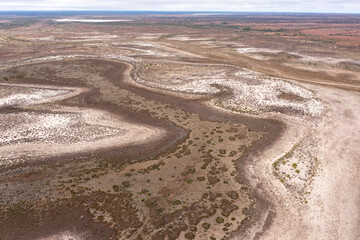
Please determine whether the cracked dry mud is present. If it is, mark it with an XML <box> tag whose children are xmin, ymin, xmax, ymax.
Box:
<box><xmin>0</xmin><ymin>13</ymin><xmax>359</xmax><ymax>240</ymax></box>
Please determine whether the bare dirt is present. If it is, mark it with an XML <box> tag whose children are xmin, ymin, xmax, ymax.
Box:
<box><xmin>0</xmin><ymin>12</ymin><xmax>359</xmax><ymax>240</ymax></box>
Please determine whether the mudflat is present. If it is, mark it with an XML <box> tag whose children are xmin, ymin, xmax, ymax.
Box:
<box><xmin>0</xmin><ymin>12</ymin><xmax>359</xmax><ymax>240</ymax></box>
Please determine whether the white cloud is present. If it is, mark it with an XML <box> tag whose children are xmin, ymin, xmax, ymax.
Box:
<box><xmin>0</xmin><ymin>0</ymin><xmax>359</xmax><ymax>13</ymax></box>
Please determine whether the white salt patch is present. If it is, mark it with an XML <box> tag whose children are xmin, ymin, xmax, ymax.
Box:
<box><xmin>237</xmin><ymin>47</ymin><xmax>281</xmax><ymax>54</ymax></box>
<box><xmin>35</xmin><ymin>36</ymin><xmax>55</xmax><ymax>41</ymax></box>
<box><xmin>137</xmin><ymin>33</ymin><xmax>165</xmax><ymax>40</ymax></box>
<box><xmin>37</xmin><ymin>231</ymin><xmax>83</xmax><ymax>240</ymax></box>
<box><xmin>297</xmin><ymin>54</ymin><xmax>360</xmax><ymax>65</ymax></box>
<box><xmin>0</xmin><ymin>111</ymin><xmax>126</xmax><ymax>146</ymax></box>
<box><xmin>70</xmin><ymin>35</ymin><xmax>118</xmax><ymax>40</ymax></box>
<box><xmin>38</xmin><ymin>114</ymin><xmax>72</xmax><ymax>129</ymax></box>
<box><xmin>0</xmin><ymin>89</ymin><xmax>69</xmax><ymax>107</ymax></box>
<box><xmin>136</xmin><ymin>66</ymin><xmax>324</xmax><ymax>117</ymax></box>
<box><xmin>168</xmin><ymin>35</ymin><xmax>212</xmax><ymax>41</ymax></box>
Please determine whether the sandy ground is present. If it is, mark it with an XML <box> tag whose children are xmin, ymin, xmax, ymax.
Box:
<box><xmin>0</xmin><ymin>13</ymin><xmax>360</xmax><ymax>239</ymax></box>
<box><xmin>303</xmin><ymin>85</ymin><xmax>360</xmax><ymax>239</ymax></box>
<box><xmin>236</xmin><ymin>80</ymin><xmax>360</xmax><ymax>240</ymax></box>
<box><xmin>0</xmin><ymin>58</ymin><xmax>259</xmax><ymax>240</ymax></box>
<box><xmin>129</xmin><ymin>49</ymin><xmax>360</xmax><ymax>239</ymax></box>
<box><xmin>2</xmin><ymin>54</ymin><xmax>358</xmax><ymax>239</ymax></box>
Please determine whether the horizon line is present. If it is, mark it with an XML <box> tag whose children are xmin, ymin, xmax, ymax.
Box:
<box><xmin>0</xmin><ymin>10</ymin><xmax>359</xmax><ymax>14</ymax></box>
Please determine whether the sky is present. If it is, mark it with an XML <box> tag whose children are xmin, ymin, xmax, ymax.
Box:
<box><xmin>0</xmin><ymin>0</ymin><xmax>359</xmax><ymax>13</ymax></box>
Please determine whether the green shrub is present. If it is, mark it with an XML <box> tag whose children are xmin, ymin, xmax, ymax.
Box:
<box><xmin>197</xmin><ymin>176</ymin><xmax>206</xmax><ymax>181</ymax></box>
<box><xmin>216</xmin><ymin>217</ymin><xmax>224</xmax><ymax>223</ymax></box>
<box><xmin>122</xmin><ymin>181</ymin><xmax>131</xmax><ymax>188</ymax></box>
<box><xmin>112</xmin><ymin>185</ymin><xmax>120</xmax><ymax>192</ymax></box>
<box><xmin>202</xmin><ymin>223</ymin><xmax>211</xmax><ymax>230</ymax></box>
